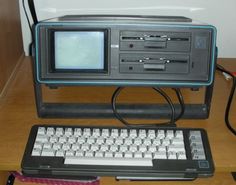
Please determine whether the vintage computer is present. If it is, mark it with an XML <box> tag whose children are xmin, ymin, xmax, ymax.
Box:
<box><xmin>30</xmin><ymin>15</ymin><xmax>217</xmax><ymax>119</ymax></box>
<box><xmin>21</xmin><ymin>0</ymin><xmax>217</xmax><ymax>181</ymax></box>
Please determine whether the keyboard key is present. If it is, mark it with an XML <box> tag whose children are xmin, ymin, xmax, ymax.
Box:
<box><xmin>55</xmin><ymin>128</ymin><xmax>64</xmax><ymax>136</ymax></box>
<box><xmin>46</xmin><ymin>127</ymin><xmax>55</xmax><ymax>136</ymax></box>
<box><xmin>74</xmin><ymin>128</ymin><xmax>82</xmax><ymax>136</ymax></box>
<box><xmin>129</xmin><ymin>129</ymin><xmax>137</xmax><ymax>138</ymax></box>
<box><xmin>55</xmin><ymin>149</ymin><xmax>65</xmax><ymax>157</ymax></box>
<box><xmin>58</xmin><ymin>136</ymin><xmax>67</xmax><ymax>143</ymax></box>
<box><xmin>53</xmin><ymin>143</ymin><xmax>62</xmax><ymax>150</ymax></box>
<box><xmin>81</xmin><ymin>143</ymin><xmax>90</xmax><ymax>151</ymax></box>
<box><xmin>95</xmin><ymin>151</ymin><xmax>104</xmax><ymax>157</ymax></box>
<box><xmin>43</xmin><ymin>142</ymin><xmax>52</xmax><ymax>149</ymax></box>
<box><xmin>124</xmin><ymin>138</ymin><xmax>133</xmax><ymax>145</ymax></box>
<box><xmin>147</xmin><ymin>130</ymin><xmax>156</xmax><ymax>139</ymax></box>
<box><xmin>35</xmin><ymin>135</ymin><xmax>49</xmax><ymax>143</ymax></box>
<box><xmin>167</xmin><ymin>144</ymin><xmax>185</xmax><ymax>152</ymax></box>
<box><xmin>49</xmin><ymin>136</ymin><xmax>58</xmax><ymax>143</ymax></box>
<box><xmin>143</xmin><ymin>138</ymin><xmax>152</xmax><ymax>146</ymax></box>
<box><xmin>111</xmin><ymin>129</ymin><xmax>119</xmax><ymax>138</ymax></box>
<box><xmin>87</xmin><ymin>137</ymin><xmax>96</xmax><ymax>145</ymax></box>
<box><xmin>75</xmin><ymin>150</ymin><xmax>84</xmax><ymax>157</ymax></box>
<box><xmin>157</xmin><ymin>130</ymin><xmax>165</xmax><ymax>139</ymax></box>
<box><xmin>96</xmin><ymin>137</ymin><xmax>105</xmax><ymax>145</ymax></box>
<box><xmin>65</xmin><ymin>128</ymin><xmax>73</xmax><ymax>136</ymax></box>
<box><xmin>133</xmin><ymin>138</ymin><xmax>142</xmax><ymax>145</ymax></box>
<box><xmin>129</xmin><ymin>145</ymin><xmax>138</xmax><ymax>152</ymax></box>
<box><xmin>171</xmin><ymin>138</ymin><xmax>184</xmax><ymax>145</ymax></box>
<box><xmin>83</xmin><ymin>128</ymin><xmax>91</xmax><ymax>137</ymax></box>
<box><xmin>64</xmin><ymin>157</ymin><xmax>153</xmax><ymax>166</ymax></box>
<box><xmin>105</xmin><ymin>151</ymin><xmax>114</xmax><ymax>158</ymax></box>
<box><xmin>62</xmin><ymin>143</ymin><xmax>71</xmax><ymax>151</ymax></box>
<box><xmin>68</xmin><ymin>136</ymin><xmax>77</xmax><ymax>144</ymax></box>
<box><xmin>192</xmin><ymin>151</ymin><xmax>206</xmax><ymax>160</ymax></box>
<box><xmin>167</xmin><ymin>151</ymin><xmax>177</xmax><ymax>159</ymax></box>
<box><xmin>153</xmin><ymin>151</ymin><xmax>167</xmax><ymax>159</ymax></box>
<box><xmin>166</xmin><ymin>130</ymin><xmax>174</xmax><ymax>139</ymax></box>
<box><xmin>100</xmin><ymin>144</ymin><xmax>109</xmax><ymax>152</ymax></box>
<box><xmin>32</xmin><ymin>148</ymin><xmax>41</xmax><ymax>156</ymax></box>
<box><xmin>162</xmin><ymin>138</ymin><xmax>171</xmax><ymax>146</ymax></box>
<box><xmin>177</xmin><ymin>151</ymin><xmax>187</xmax><ymax>160</ymax></box>
<box><xmin>90</xmin><ymin>144</ymin><xmax>100</xmax><ymax>151</ymax></box>
<box><xmin>114</xmin><ymin>152</ymin><xmax>123</xmax><ymax>158</ymax></box>
<box><xmin>41</xmin><ymin>149</ymin><xmax>55</xmax><ymax>156</ymax></box>
<box><xmin>175</xmin><ymin>130</ymin><xmax>183</xmax><ymax>139</ymax></box>
<box><xmin>144</xmin><ymin>151</ymin><xmax>153</xmax><ymax>159</ymax></box>
<box><xmin>77</xmin><ymin>137</ymin><xmax>86</xmax><ymax>144</ymax></box>
<box><xmin>139</xmin><ymin>129</ymin><xmax>147</xmax><ymax>139</ymax></box>
<box><xmin>152</xmin><ymin>139</ymin><xmax>161</xmax><ymax>145</ymax></box>
<box><xmin>134</xmin><ymin>151</ymin><xmax>143</xmax><ymax>158</ymax></box>
<box><xmin>124</xmin><ymin>151</ymin><xmax>133</xmax><ymax>158</ymax></box>
<box><xmin>85</xmin><ymin>150</ymin><xmax>94</xmax><ymax>157</ymax></box>
<box><xmin>71</xmin><ymin>143</ymin><xmax>80</xmax><ymax>151</ymax></box>
<box><xmin>66</xmin><ymin>150</ymin><xmax>75</xmax><ymax>157</ymax></box>
<box><xmin>65</xmin><ymin>128</ymin><xmax>73</xmax><ymax>137</ymax></box>
<box><xmin>33</xmin><ymin>141</ymin><xmax>43</xmax><ymax>150</ymax></box>
<box><xmin>105</xmin><ymin>137</ymin><xmax>114</xmax><ymax>145</ymax></box>
<box><xmin>139</xmin><ymin>145</ymin><xmax>147</xmax><ymax>152</ymax></box>
<box><xmin>120</xmin><ymin>145</ymin><xmax>128</xmax><ymax>152</ymax></box>
<box><xmin>158</xmin><ymin>145</ymin><xmax>166</xmax><ymax>152</ymax></box>
<box><xmin>101</xmin><ymin>129</ymin><xmax>109</xmax><ymax>137</ymax></box>
<box><xmin>148</xmin><ymin>145</ymin><xmax>157</xmax><ymax>152</ymax></box>
<box><xmin>110</xmin><ymin>145</ymin><xmax>119</xmax><ymax>152</ymax></box>
<box><xmin>37</xmin><ymin>127</ymin><xmax>46</xmax><ymax>135</ymax></box>
<box><xmin>120</xmin><ymin>129</ymin><xmax>128</xmax><ymax>138</ymax></box>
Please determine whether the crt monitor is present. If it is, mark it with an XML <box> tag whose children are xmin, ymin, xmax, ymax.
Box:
<box><xmin>54</xmin><ymin>31</ymin><xmax>107</xmax><ymax>72</ymax></box>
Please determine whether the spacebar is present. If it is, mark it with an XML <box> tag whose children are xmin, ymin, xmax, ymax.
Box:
<box><xmin>64</xmin><ymin>157</ymin><xmax>153</xmax><ymax>166</ymax></box>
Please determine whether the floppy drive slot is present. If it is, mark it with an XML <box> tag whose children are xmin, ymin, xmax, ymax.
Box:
<box><xmin>121</xmin><ymin>57</ymin><xmax>188</xmax><ymax>64</ymax></box>
<box><xmin>120</xmin><ymin>31</ymin><xmax>191</xmax><ymax>52</ymax></box>
<box><xmin>122</xmin><ymin>35</ymin><xmax>168</xmax><ymax>49</ymax></box>
<box><xmin>143</xmin><ymin>58</ymin><xmax>188</xmax><ymax>71</ymax></box>
<box><xmin>121</xmin><ymin>35</ymin><xmax>189</xmax><ymax>42</ymax></box>
<box><xmin>120</xmin><ymin>54</ymin><xmax>189</xmax><ymax>74</ymax></box>
<box><xmin>121</xmin><ymin>36</ymin><xmax>143</xmax><ymax>40</ymax></box>
<box><xmin>121</xmin><ymin>58</ymin><xmax>167</xmax><ymax>71</ymax></box>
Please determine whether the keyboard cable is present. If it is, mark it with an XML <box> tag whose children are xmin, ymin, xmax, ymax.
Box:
<box><xmin>216</xmin><ymin>64</ymin><xmax>236</xmax><ymax>136</ymax></box>
<box><xmin>172</xmin><ymin>88</ymin><xmax>185</xmax><ymax>121</ymax></box>
<box><xmin>111</xmin><ymin>87</ymin><xmax>185</xmax><ymax>127</ymax></box>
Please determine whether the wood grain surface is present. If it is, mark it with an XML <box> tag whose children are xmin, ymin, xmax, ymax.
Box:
<box><xmin>0</xmin><ymin>0</ymin><xmax>23</xmax><ymax>94</ymax></box>
<box><xmin>0</xmin><ymin>57</ymin><xmax>235</xmax><ymax>184</ymax></box>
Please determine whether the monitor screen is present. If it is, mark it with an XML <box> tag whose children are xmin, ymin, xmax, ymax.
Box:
<box><xmin>54</xmin><ymin>31</ymin><xmax>106</xmax><ymax>71</ymax></box>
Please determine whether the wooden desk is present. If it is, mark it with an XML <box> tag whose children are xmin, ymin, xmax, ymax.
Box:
<box><xmin>0</xmin><ymin>57</ymin><xmax>236</xmax><ymax>184</ymax></box>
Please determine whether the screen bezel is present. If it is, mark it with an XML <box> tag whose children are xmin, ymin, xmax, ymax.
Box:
<box><xmin>48</xmin><ymin>28</ymin><xmax>109</xmax><ymax>74</ymax></box>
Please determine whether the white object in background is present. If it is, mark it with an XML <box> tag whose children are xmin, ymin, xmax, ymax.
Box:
<box><xmin>19</xmin><ymin>0</ymin><xmax>236</xmax><ymax>58</ymax></box>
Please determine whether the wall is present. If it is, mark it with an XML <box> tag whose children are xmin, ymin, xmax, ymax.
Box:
<box><xmin>19</xmin><ymin>0</ymin><xmax>236</xmax><ymax>58</ymax></box>
<box><xmin>0</xmin><ymin>0</ymin><xmax>23</xmax><ymax>94</ymax></box>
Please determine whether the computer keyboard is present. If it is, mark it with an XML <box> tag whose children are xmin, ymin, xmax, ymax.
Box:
<box><xmin>21</xmin><ymin>125</ymin><xmax>214</xmax><ymax>180</ymax></box>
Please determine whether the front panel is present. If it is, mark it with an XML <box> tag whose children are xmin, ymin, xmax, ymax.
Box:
<box><xmin>35</xmin><ymin>16</ymin><xmax>217</xmax><ymax>87</ymax></box>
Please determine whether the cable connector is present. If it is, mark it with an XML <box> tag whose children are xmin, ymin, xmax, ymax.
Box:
<box><xmin>222</xmin><ymin>72</ymin><xmax>233</xmax><ymax>80</ymax></box>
